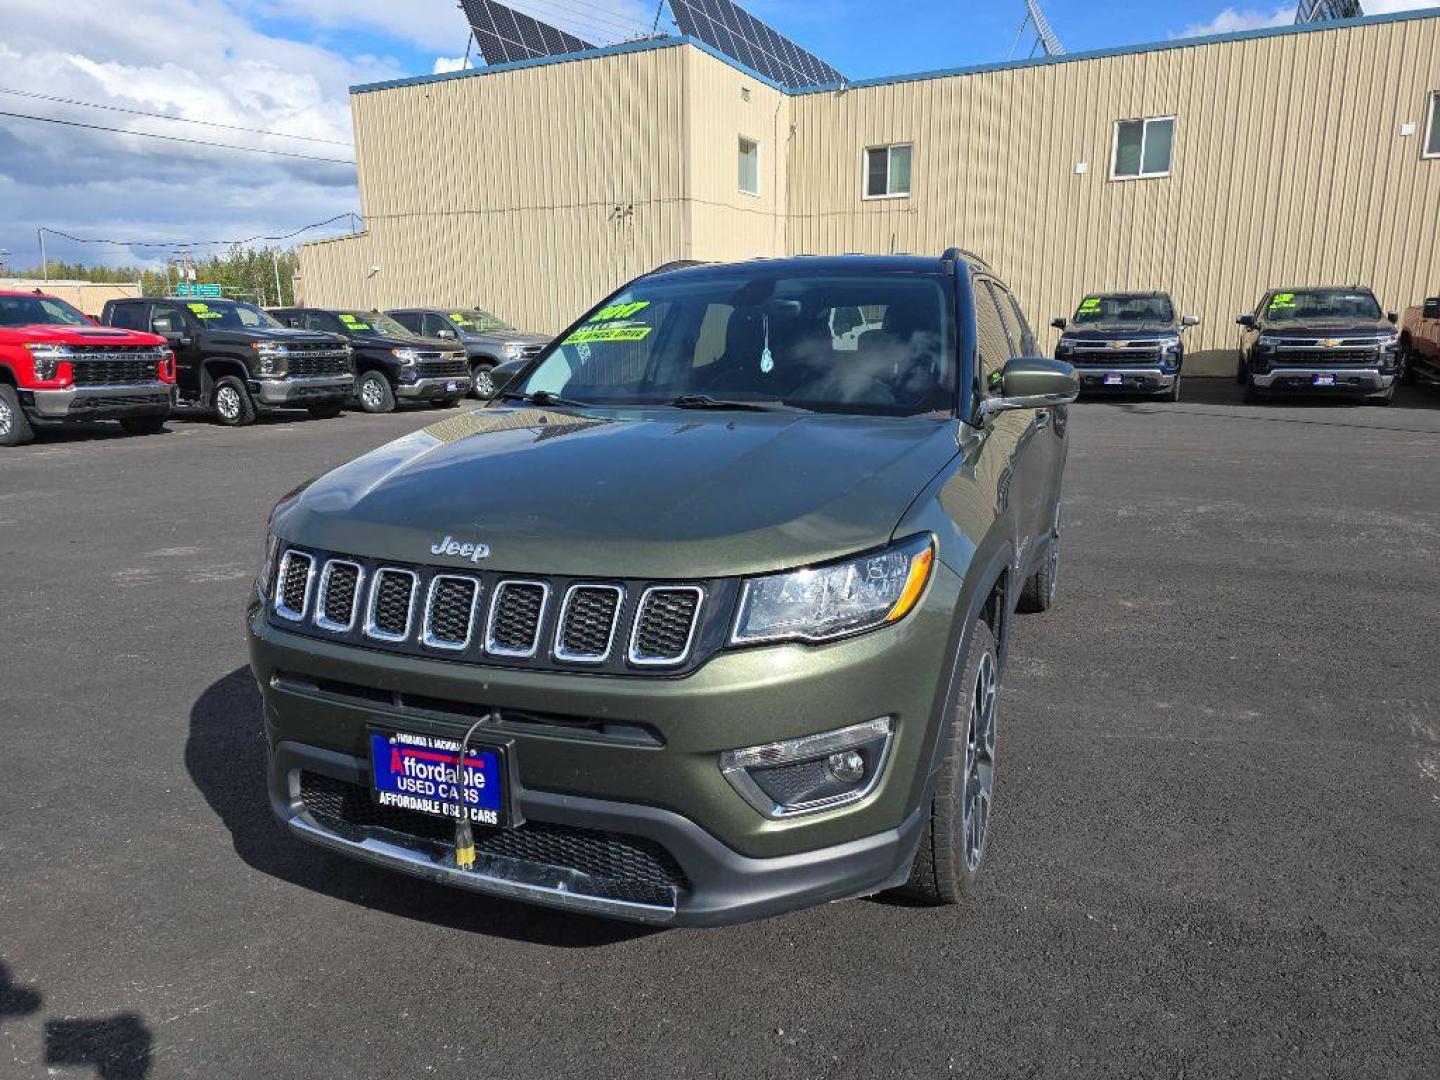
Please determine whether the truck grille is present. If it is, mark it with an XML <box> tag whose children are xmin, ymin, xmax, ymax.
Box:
<box><xmin>288</xmin><ymin>352</ymin><xmax>351</xmax><ymax>377</ymax></box>
<box><xmin>276</xmin><ymin>549</ymin><xmax>719</xmax><ymax>675</ymax></box>
<box><xmin>1070</xmin><ymin>342</ymin><xmax>1162</xmax><ymax>366</ymax></box>
<box><xmin>415</xmin><ymin>357</ymin><xmax>469</xmax><ymax>379</ymax></box>
<box><xmin>298</xmin><ymin>771</ymin><xmax>688</xmax><ymax>905</ymax></box>
<box><xmin>69</xmin><ymin>347</ymin><xmax>168</xmax><ymax>385</ymax></box>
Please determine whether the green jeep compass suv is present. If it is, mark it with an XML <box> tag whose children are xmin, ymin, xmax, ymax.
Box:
<box><xmin>246</xmin><ymin>251</ymin><xmax>1078</xmax><ymax>926</ymax></box>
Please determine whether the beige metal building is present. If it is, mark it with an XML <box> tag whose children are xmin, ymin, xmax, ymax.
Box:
<box><xmin>298</xmin><ymin>9</ymin><xmax>1440</xmax><ymax>375</ymax></box>
<box><xmin>1</xmin><ymin>279</ymin><xmax>142</xmax><ymax>317</ymax></box>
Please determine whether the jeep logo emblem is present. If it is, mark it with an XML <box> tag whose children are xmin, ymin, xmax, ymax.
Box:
<box><xmin>430</xmin><ymin>535</ymin><xmax>491</xmax><ymax>563</ymax></box>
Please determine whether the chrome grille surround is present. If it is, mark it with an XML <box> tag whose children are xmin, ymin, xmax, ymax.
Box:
<box><xmin>553</xmin><ymin>584</ymin><xmax>625</xmax><ymax>664</ymax></box>
<box><xmin>314</xmin><ymin>559</ymin><xmax>364</xmax><ymax>633</ymax></box>
<box><xmin>274</xmin><ymin>550</ymin><xmax>315</xmax><ymax>622</ymax></box>
<box><xmin>365</xmin><ymin>568</ymin><xmax>419</xmax><ymax>643</ymax></box>
<box><xmin>628</xmin><ymin>586</ymin><xmax>705</xmax><ymax>667</ymax></box>
<box><xmin>485</xmin><ymin>580</ymin><xmax>550</xmax><ymax>658</ymax></box>
<box><xmin>421</xmin><ymin>574</ymin><xmax>481</xmax><ymax>651</ymax></box>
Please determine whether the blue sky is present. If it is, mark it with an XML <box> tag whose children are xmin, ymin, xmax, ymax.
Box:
<box><xmin>1</xmin><ymin>0</ymin><xmax>1430</xmax><ymax>272</ymax></box>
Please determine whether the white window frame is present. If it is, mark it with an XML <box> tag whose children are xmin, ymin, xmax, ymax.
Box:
<box><xmin>862</xmin><ymin>142</ymin><xmax>913</xmax><ymax>200</ymax></box>
<box><xmin>1424</xmin><ymin>91</ymin><xmax>1440</xmax><ymax>160</ymax></box>
<box><xmin>738</xmin><ymin>135</ymin><xmax>761</xmax><ymax>197</ymax></box>
<box><xmin>1109</xmin><ymin>115</ymin><xmax>1175</xmax><ymax>181</ymax></box>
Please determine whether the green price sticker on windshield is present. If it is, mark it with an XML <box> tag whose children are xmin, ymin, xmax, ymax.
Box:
<box><xmin>563</xmin><ymin>325</ymin><xmax>653</xmax><ymax>345</ymax></box>
<box><xmin>339</xmin><ymin>314</ymin><xmax>371</xmax><ymax>330</ymax></box>
<box><xmin>1269</xmin><ymin>292</ymin><xmax>1296</xmax><ymax>310</ymax></box>
<box><xmin>1078</xmin><ymin>297</ymin><xmax>1102</xmax><ymax>312</ymax></box>
<box><xmin>187</xmin><ymin>302</ymin><xmax>222</xmax><ymax>319</ymax></box>
<box><xmin>588</xmin><ymin>301</ymin><xmax>649</xmax><ymax>323</ymax></box>
<box><xmin>450</xmin><ymin>313</ymin><xmax>472</xmax><ymax>326</ymax></box>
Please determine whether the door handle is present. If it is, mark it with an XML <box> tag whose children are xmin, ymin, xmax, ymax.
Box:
<box><xmin>1033</xmin><ymin>410</ymin><xmax>1050</xmax><ymax>430</ymax></box>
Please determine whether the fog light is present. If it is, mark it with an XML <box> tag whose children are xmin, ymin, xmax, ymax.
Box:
<box><xmin>719</xmin><ymin>717</ymin><xmax>893</xmax><ymax>819</ymax></box>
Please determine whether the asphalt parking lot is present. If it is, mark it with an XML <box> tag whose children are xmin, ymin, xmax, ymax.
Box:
<box><xmin>2</xmin><ymin>382</ymin><xmax>1438</xmax><ymax>1079</ymax></box>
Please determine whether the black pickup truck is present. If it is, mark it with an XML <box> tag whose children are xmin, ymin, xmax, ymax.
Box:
<box><xmin>101</xmin><ymin>297</ymin><xmax>353</xmax><ymax>425</ymax></box>
<box><xmin>270</xmin><ymin>308</ymin><xmax>470</xmax><ymax>413</ymax></box>
<box><xmin>1051</xmin><ymin>291</ymin><xmax>1198</xmax><ymax>401</ymax></box>
<box><xmin>1236</xmin><ymin>287</ymin><xmax>1401</xmax><ymax>404</ymax></box>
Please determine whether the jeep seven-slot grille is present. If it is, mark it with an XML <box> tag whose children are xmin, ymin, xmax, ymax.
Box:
<box><xmin>273</xmin><ymin>549</ymin><xmax>714</xmax><ymax>674</ymax></box>
<box><xmin>424</xmin><ymin>576</ymin><xmax>479</xmax><ymax>649</ymax></box>
<box><xmin>556</xmin><ymin>586</ymin><xmax>622</xmax><ymax>662</ymax></box>
<box><xmin>488</xmin><ymin>582</ymin><xmax>547</xmax><ymax>656</ymax></box>
<box><xmin>631</xmin><ymin>588</ymin><xmax>702</xmax><ymax>664</ymax></box>
<box><xmin>369</xmin><ymin>570</ymin><xmax>416</xmax><ymax>640</ymax></box>
<box><xmin>298</xmin><ymin>772</ymin><xmax>688</xmax><ymax>904</ymax></box>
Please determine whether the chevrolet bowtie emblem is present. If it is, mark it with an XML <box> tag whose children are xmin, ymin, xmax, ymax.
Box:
<box><xmin>1318</xmin><ymin>338</ymin><xmax>1341</xmax><ymax>348</ymax></box>
<box><xmin>1107</xmin><ymin>340</ymin><xmax>1125</xmax><ymax>350</ymax></box>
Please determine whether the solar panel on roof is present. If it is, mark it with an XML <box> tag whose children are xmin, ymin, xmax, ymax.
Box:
<box><xmin>669</xmin><ymin>0</ymin><xmax>844</xmax><ymax>89</ymax></box>
<box><xmin>460</xmin><ymin>0</ymin><xmax>595</xmax><ymax>66</ymax></box>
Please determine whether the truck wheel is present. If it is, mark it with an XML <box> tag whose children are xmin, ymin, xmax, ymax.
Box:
<box><xmin>1242</xmin><ymin>375</ymin><xmax>1266</xmax><ymax>404</ymax></box>
<box><xmin>356</xmin><ymin>371</ymin><xmax>395</xmax><ymax>414</ymax></box>
<box><xmin>898</xmin><ymin>619</ymin><xmax>999</xmax><ymax>906</ymax></box>
<box><xmin>1235</xmin><ymin>355</ymin><xmax>1247</xmax><ymax>385</ymax></box>
<box><xmin>1165</xmin><ymin>374</ymin><xmax>1182</xmax><ymax>403</ymax></box>
<box><xmin>470</xmin><ymin>361</ymin><xmax>497</xmax><ymax>400</ymax></box>
<box><xmin>119</xmin><ymin>416</ymin><xmax>167</xmax><ymax>436</ymax></box>
<box><xmin>1019</xmin><ymin>533</ymin><xmax>1060</xmax><ymax>614</ymax></box>
<box><xmin>212</xmin><ymin>376</ymin><xmax>255</xmax><ymax>427</ymax></box>
<box><xmin>0</xmin><ymin>384</ymin><xmax>36</xmax><ymax>447</ymax></box>
<box><xmin>1399</xmin><ymin>344</ymin><xmax>1418</xmax><ymax>386</ymax></box>
<box><xmin>306</xmin><ymin>403</ymin><xmax>344</xmax><ymax>420</ymax></box>
<box><xmin>1368</xmin><ymin>384</ymin><xmax>1395</xmax><ymax>407</ymax></box>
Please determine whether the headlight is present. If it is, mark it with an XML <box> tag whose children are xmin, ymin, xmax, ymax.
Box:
<box><xmin>251</xmin><ymin>342</ymin><xmax>289</xmax><ymax>377</ymax></box>
<box><xmin>1055</xmin><ymin>339</ymin><xmax>1073</xmax><ymax>357</ymax></box>
<box><xmin>503</xmin><ymin>343</ymin><xmax>526</xmax><ymax>359</ymax></box>
<box><xmin>731</xmin><ymin>534</ymin><xmax>935</xmax><ymax>645</ymax></box>
<box><xmin>25</xmin><ymin>343</ymin><xmax>73</xmax><ymax>380</ymax></box>
<box><xmin>1157</xmin><ymin>335</ymin><xmax>1181</xmax><ymax>354</ymax></box>
<box><xmin>1254</xmin><ymin>335</ymin><xmax>1281</xmax><ymax>353</ymax></box>
<box><xmin>392</xmin><ymin>347</ymin><xmax>421</xmax><ymax>364</ymax></box>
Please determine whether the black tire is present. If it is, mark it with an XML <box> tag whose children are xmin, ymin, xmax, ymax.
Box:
<box><xmin>1399</xmin><ymin>344</ymin><xmax>1418</xmax><ymax>386</ymax></box>
<box><xmin>306</xmin><ymin>402</ymin><xmax>344</xmax><ymax>420</ymax></box>
<box><xmin>355</xmin><ymin>370</ymin><xmax>395</xmax><ymax>414</ymax></box>
<box><xmin>1243</xmin><ymin>375</ymin><xmax>1266</xmax><ymax>404</ymax></box>
<box><xmin>1165</xmin><ymin>374</ymin><xmax>1181</xmax><ymax>402</ymax></box>
<box><xmin>1368</xmin><ymin>383</ymin><xmax>1395</xmax><ymax>407</ymax></box>
<box><xmin>212</xmin><ymin>375</ymin><xmax>255</xmax><ymax>427</ymax></box>
<box><xmin>898</xmin><ymin>619</ymin><xmax>999</xmax><ymax>906</ymax></box>
<box><xmin>0</xmin><ymin>383</ymin><xmax>36</xmax><ymax>447</ymax></box>
<box><xmin>1019</xmin><ymin>534</ymin><xmax>1060</xmax><ymax>613</ymax></box>
<box><xmin>1235</xmin><ymin>354</ymin><xmax>1247</xmax><ymax>384</ymax></box>
<box><xmin>470</xmin><ymin>361</ymin><xmax>498</xmax><ymax>400</ymax></box>
<box><xmin>119</xmin><ymin>415</ymin><xmax>167</xmax><ymax>436</ymax></box>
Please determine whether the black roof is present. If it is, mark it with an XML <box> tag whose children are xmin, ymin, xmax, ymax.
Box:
<box><xmin>1079</xmin><ymin>290</ymin><xmax>1172</xmax><ymax>300</ymax></box>
<box><xmin>644</xmin><ymin>253</ymin><xmax>961</xmax><ymax>280</ymax></box>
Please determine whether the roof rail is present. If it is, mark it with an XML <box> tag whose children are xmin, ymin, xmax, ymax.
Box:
<box><xmin>941</xmin><ymin>247</ymin><xmax>991</xmax><ymax>268</ymax></box>
<box><xmin>648</xmin><ymin>259</ymin><xmax>709</xmax><ymax>275</ymax></box>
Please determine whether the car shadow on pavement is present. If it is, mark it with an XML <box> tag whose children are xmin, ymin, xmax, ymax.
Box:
<box><xmin>185</xmin><ymin>668</ymin><xmax>657</xmax><ymax>949</ymax></box>
<box><xmin>1</xmin><ymin>961</ymin><xmax>153</xmax><ymax>1079</ymax></box>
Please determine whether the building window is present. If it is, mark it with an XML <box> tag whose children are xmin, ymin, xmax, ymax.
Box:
<box><xmin>1111</xmin><ymin>116</ymin><xmax>1174</xmax><ymax>179</ymax></box>
<box><xmin>864</xmin><ymin>143</ymin><xmax>912</xmax><ymax>199</ymax></box>
<box><xmin>738</xmin><ymin>137</ymin><xmax>760</xmax><ymax>196</ymax></box>
<box><xmin>1425</xmin><ymin>92</ymin><xmax>1440</xmax><ymax>159</ymax></box>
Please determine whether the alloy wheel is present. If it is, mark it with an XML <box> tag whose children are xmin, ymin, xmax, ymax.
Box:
<box><xmin>962</xmin><ymin>651</ymin><xmax>997</xmax><ymax>872</ymax></box>
<box><xmin>216</xmin><ymin>386</ymin><xmax>241</xmax><ymax>421</ymax></box>
<box><xmin>0</xmin><ymin>396</ymin><xmax>12</xmax><ymax>436</ymax></box>
<box><xmin>473</xmin><ymin>367</ymin><xmax>495</xmax><ymax>398</ymax></box>
<box><xmin>361</xmin><ymin>377</ymin><xmax>384</xmax><ymax>410</ymax></box>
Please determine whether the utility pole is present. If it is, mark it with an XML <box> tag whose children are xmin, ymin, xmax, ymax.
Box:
<box><xmin>0</xmin><ymin>248</ymin><xmax>10</xmax><ymax>277</ymax></box>
<box><xmin>272</xmin><ymin>249</ymin><xmax>285</xmax><ymax>307</ymax></box>
<box><xmin>37</xmin><ymin>228</ymin><xmax>48</xmax><ymax>282</ymax></box>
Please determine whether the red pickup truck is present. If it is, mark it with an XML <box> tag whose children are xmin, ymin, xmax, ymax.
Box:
<box><xmin>0</xmin><ymin>288</ymin><xmax>175</xmax><ymax>447</ymax></box>
<box><xmin>1400</xmin><ymin>296</ymin><xmax>1440</xmax><ymax>387</ymax></box>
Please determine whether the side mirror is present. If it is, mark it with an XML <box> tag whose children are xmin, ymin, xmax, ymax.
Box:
<box><xmin>1181</xmin><ymin>314</ymin><xmax>1200</xmax><ymax>327</ymax></box>
<box><xmin>980</xmin><ymin>357</ymin><xmax>1079</xmax><ymax>419</ymax></box>
<box><xmin>1236</xmin><ymin>314</ymin><xmax>1257</xmax><ymax>329</ymax></box>
<box><xmin>436</xmin><ymin>328</ymin><xmax>457</xmax><ymax>340</ymax></box>
<box><xmin>487</xmin><ymin>357</ymin><xmax>528</xmax><ymax>398</ymax></box>
<box><xmin>1050</xmin><ymin>317</ymin><xmax>1067</xmax><ymax>330</ymax></box>
<box><xmin>1387</xmin><ymin>311</ymin><xmax>1399</xmax><ymax>324</ymax></box>
<box><xmin>1424</xmin><ymin>298</ymin><xmax>1440</xmax><ymax>320</ymax></box>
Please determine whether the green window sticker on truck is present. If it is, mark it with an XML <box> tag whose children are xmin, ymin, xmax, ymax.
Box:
<box><xmin>187</xmin><ymin>303</ymin><xmax>222</xmax><ymax>320</ymax></box>
<box><xmin>1269</xmin><ymin>293</ymin><xmax>1296</xmax><ymax>310</ymax></box>
<box><xmin>563</xmin><ymin>325</ymin><xmax>653</xmax><ymax>344</ymax></box>
<box><xmin>450</xmin><ymin>313</ymin><xmax>472</xmax><ymax>327</ymax></box>
<box><xmin>1078</xmin><ymin>297</ymin><xmax>1102</xmax><ymax>312</ymax></box>
<box><xmin>338</xmin><ymin>314</ymin><xmax>371</xmax><ymax>330</ymax></box>
<box><xmin>588</xmin><ymin>301</ymin><xmax>650</xmax><ymax>323</ymax></box>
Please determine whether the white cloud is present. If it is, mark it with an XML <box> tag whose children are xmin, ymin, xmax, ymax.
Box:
<box><xmin>1176</xmin><ymin>5</ymin><xmax>1295</xmax><ymax>38</ymax></box>
<box><xmin>432</xmin><ymin>56</ymin><xmax>470</xmax><ymax>75</ymax></box>
<box><xmin>1359</xmin><ymin>0</ymin><xmax>1436</xmax><ymax>12</ymax></box>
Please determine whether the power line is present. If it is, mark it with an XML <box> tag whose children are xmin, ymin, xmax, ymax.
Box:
<box><xmin>0</xmin><ymin>109</ymin><xmax>355</xmax><ymax>164</ymax></box>
<box><xmin>518</xmin><ymin>0</ymin><xmax>654</xmax><ymax>41</ymax></box>
<box><xmin>0</xmin><ymin>86</ymin><xmax>354</xmax><ymax>147</ymax></box>
<box><xmin>38</xmin><ymin>213</ymin><xmax>363</xmax><ymax>250</ymax></box>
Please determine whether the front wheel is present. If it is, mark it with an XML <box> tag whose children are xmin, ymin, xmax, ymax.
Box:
<box><xmin>212</xmin><ymin>376</ymin><xmax>255</xmax><ymax>427</ymax></box>
<box><xmin>470</xmin><ymin>361</ymin><xmax>498</xmax><ymax>400</ymax></box>
<box><xmin>1165</xmin><ymin>373</ymin><xmax>1181</xmax><ymax>402</ymax></box>
<box><xmin>119</xmin><ymin>416</ymin><xmax>167</xmax><ymax>436</ymax></box>
<box><xmin>897</xmin><ymin>619</ymin><xmax>999</xmax><ymax>906</ymax></box>
<box><xmin>1018</xmin><ymin>532</ymin><xmax>1060</xmax><ymax>613</ymax></box>
<box><xmin>1399</xmin><ymin>345</ymin><xmax>1418</xmax><ymax>386</ymax></box>
<box><xmin>0</xmin><ymin>384</ymin><xmax>36</xmax><ymax>446</ymax></box>
<box><xmin>355</xmin><ymin>370</ymin><xmax>395</xmax><ymax>414</ymax></box>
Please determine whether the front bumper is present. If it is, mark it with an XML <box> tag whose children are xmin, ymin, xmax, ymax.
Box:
<box><xmin>246</xmin><ymin>563</ymin><xmax>962</xmax><ymax>925</ymax></box>
<box><xmin>1073</xmin><ymin>366</ymin><xmax>1176</xmax><ymax>393</ymax></box>
<box><xmin>251</xmin><ymin>374</ymin><xmax>354</xmax><ymax>407</ymax></box>
<box><xmin>395</xmin><ymin>375</ymin><xmax>469</xmax><ymax>401</ymax></box>
<box><xmin>23</xmin><ymin>382</ymin><xmax>173</xmax><ymax>422</ymax></box>
<box><xmin>1250</xmin><ymin>366</ymin><xmax>1394</xmax><ymax>392</ymax></box>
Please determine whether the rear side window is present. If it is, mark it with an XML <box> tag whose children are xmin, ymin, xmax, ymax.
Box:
<box><xmin>389</xmin><ymin>312</ymin><xmax>421</xmax><ymax>333</ymax></box>
<box><xmin>421</xmin><ymin>313</ymin><xmax>451</xmax><ymax>337</ymax></box>
<box><xmin>993</xmin><ymin>285</ymin><xmax>1036</xmax><ymax>357</ymax></box>
<box><xmin>107</xmin><ymin>303</ymin><xmax>149</xmax><ymax>331</ymax></box>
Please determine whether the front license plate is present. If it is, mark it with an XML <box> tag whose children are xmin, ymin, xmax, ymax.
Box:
<box><xmin>446</xmin><ymin>380</ymin><xmax>459</xmax><ymax>392</ymax></box>
<box><xmin>1312</xmin><ymin>373</ymin><xmax>1337</xmax><ymax>387</ymax></box>
<box><xmin>369</xmin><ymin>729</ymin><xmax>509</xmax><ymax>828</ymax></box>
<box><xmin>1104</xmin><ymin>373</ymin><xmax>1124</xmax><ymax>386</ymax></box>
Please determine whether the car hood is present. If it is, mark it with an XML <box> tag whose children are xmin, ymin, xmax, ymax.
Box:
<box><xmin>0</xmin><ymin>324</ymin><xmax>165</xmax><ymax>346</ymax></box>
<box><xmin>1063</xmin><ymin>323</ymin><xmax>1177</xmax><ymax>340</ymax></box>
<box><xmin>276</xmin><ymin>407</ymin><xmax>961</xmax><ymax>578</ymax></box>
<box><xmin>461</xmin><ymin>330</ymin><xmax>551</xmax><ymax>348</ymax></box>
<box><xmin>205</xmin><ymin>327</ymin><xmax>345</xmax><ymax>346</ymax></box>
<box><xmin>1257</xmin><ymin>319</ymin><xmax>1394</xmax><ymax>337</ymax></box>
<box><xmin>348</xmin><ymin>333</ymin><xmax>460</xmax><ymax>351</ymax></box>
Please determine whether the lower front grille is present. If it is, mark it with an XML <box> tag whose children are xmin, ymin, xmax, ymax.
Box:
<box><xmin>415</xmin><ymin>359</ymin><xmax>470</xmax><ymax>379</ymax></box>
<box><xmin>298</xmin><ymin>772</ymin><xmax>688</xmax><ymax>905</ymax></box>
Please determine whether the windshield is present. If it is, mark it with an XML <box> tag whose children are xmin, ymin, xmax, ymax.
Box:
<box><xmin>0</xmin><ymin>295</ymin><xmax>93</xmax><ymax>327</ymax></box>
<box><xmin>1262</xmin><ymin>290</ymin><xmax>1382</xmax><ymax>323</ymax></box>
<box><xmin>1072</xmin><ymin>294</ymin><xmax>1174</xmax><ymax>325</ymax></box>
<box><xmin>449</xmin><ymin>308</ymin><xmax>513</xmax><ymax>333</ymax></box>
<box><xmin>338</xmin><ymin>311</ymin><xmax>410</xmax><ymax>337</ymax></box>
<box><xmin>183</xmin><ymin>300</ymin><xmax>281</xmax><ymax>330</ymax></box>
<box><xmin>517</xmin><ymin>272</ymin><xmax>955</xmax><ymax>416</ymax></box>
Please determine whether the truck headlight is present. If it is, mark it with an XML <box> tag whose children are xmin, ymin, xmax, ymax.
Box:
<box><xmin>25</xmin><ymin>343</ymin><xmax>73</xmax><ymax>381</ymax></box>
<box><xmin>1157</xmin><ymin>336</ymin><xmax>1181</xmax><ymax>355</ymax></box>
<box><xmin>1055</xmin><ymin>340</ymin><xmax>1073</xmax><ymax>358</ymax></box>
<box><xmin>251</xmin><ymin>342</ymin><xmax>290</xmax><ymax>377</ymax></box>
<box><xmin>1253</xmin><ymin>335</ymin><xmax>1280</xmax><ymax>354</ymax></box>
<box><xmin>392</xmin><ymin>347</ymin><xmax>421</xmax><ymax>364</ymax></box>
<box><xmin>731</xmin><ymin>534</ymin><xmax>935</xmax><ymax>645</ymax></box>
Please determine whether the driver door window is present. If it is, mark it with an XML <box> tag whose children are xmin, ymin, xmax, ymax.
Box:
<box><xmin>422</xmin><ymin>313</ymin><xmax>451</xmax><ymax>338</ymax></box>
<box><xmin>150</xmin><ymin>304</ymin><xmax>191</xmax><ymax>337</ymax></box>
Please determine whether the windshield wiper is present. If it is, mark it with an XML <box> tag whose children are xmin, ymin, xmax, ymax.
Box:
<box><xmin>497</xmin><ymin>389</ymin><xmax>591</xmax><ymax>408</ymax></box>
<box><xmin>668</xmin><ymin>394</ymin><xmax>793</xmax><ymax>412</ymax></box>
